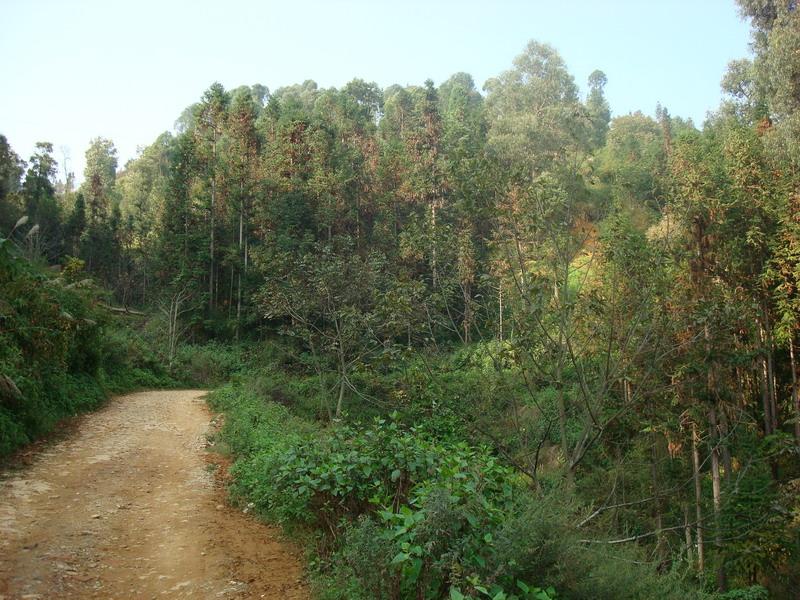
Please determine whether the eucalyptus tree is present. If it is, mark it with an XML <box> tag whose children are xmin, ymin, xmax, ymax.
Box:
<box><xmin>594</xmin><ymin>113</ymin><xmax>667</xmax><ymax>218</ymax></box>
<box><xmin>222</xmin><ymin>87</ymin><xmax>261</xmax><ymax>336</ymax></box>
<box><xmin>78</xmin><ymin>138</ymin><xmax>120</xmax><ymax>285</ymax></box>
<box><xmin>193</xmin><ymin>82</ymin><xmax>230</xmax><ymax>312</ymax></box>
<box><xmin>117</xmin><ymin>132</ymin><xmax>173</xmax><ymax>305</ymax></box>
<box><xmin>731</xmin><ymin>0</ymin><xmax>800</xmax><ymax>168</ymax></box>
<box><xmin>767</xmin><ymin>191</ymin><xmax>800</xmax><ymax>442</ymax></box>
<box><xmin>586</xmin><ymin>70</ymin><xmax>611</xmax><ymax>149</ymax></box>
<box><xmin>375</xmin><ymin>81</ymin><xmax>460</xmax><ymax>344</ymax></box>
<box><xmin>0</xmin><ymin>135</ymin><xmax>24</xmax><ymax>233</ymax></box>
<box><xmin>83</xmin><ymin>137</ymin><xmax>118</xmax><ymax>223</ymax></box>
<box><xmin>21</xmin><ymin>142</ymin><xmax>61</xmax><ymax>260</ymax></box>
<box><xmin>484</xmin><ymin>40</ymin><xmax>589</xmax><ymax>181</ymax></box>
<box><xmin>484</xmin><ymin>42</ymin><xmax>602</xmax><ymax>485</ymax></box>
<box><xmin>438</xmin><ymin>73</ymin><xmax>492</xmax><ymax>342</ymax></box>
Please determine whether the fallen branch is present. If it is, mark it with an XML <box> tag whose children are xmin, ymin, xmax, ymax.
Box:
<box><xmin>100</xmin><ymin>304</ymin><xmax>146</xmax><ymax>316</ymax></box>
<box><xmin>577</xmin><ymin>495</ymin><xmax>657</xmax><ymax>528</ymax></box>
<box><xmin>578</xmin><ymin>522</ymin><xmax>692</xmax><ymax>545</ymax></box>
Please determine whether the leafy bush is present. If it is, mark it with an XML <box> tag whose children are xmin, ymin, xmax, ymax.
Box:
<box><xmin>208</xmin><ymin>382</ymin><xmax>314</xmax><ymax>457</ymax></box>
<box><xmin>715</xmin><ymin>586</ymin><xmax>769</xmax><ymax>600</ymax></box>
<box><xmin>213</xmin><ymin>380</ymin><xmax>558</xmax><ymax>599</ymax></box>
<box><xmin>173</xmin><ymin>342</ymin><xmax>246</xmax><ymax>386</ymax></box>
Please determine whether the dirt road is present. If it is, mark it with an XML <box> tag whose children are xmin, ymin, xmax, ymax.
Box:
<box><xmin>0</xmin><ymin>390</ymin><xmax>308</xmax><ymax>599</ymax></box>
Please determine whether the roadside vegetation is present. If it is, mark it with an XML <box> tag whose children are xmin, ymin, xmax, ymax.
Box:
<box><xmin>208</xmin><ymin>344</ymin><xmax>775</xmax><ymax>600</ymax></box>
<box><xmin>0</xmin><ymin>234</ymin><xmax>245</xmax><ymax>456</ymax></box>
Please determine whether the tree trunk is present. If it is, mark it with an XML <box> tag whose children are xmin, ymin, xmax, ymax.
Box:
<box><xmin>759</xmin><ymin>358</ymin><xmax>773</xmax><ymax>435</ymax></box>
<box><xmin>650</xmin><ymin>428</ymin><xmax>665</xmax><ymax>560</ymax></box>
<box><xmin>462</xmin><ymin>280</ymin><xmax>472</xmax><ymax>344</ymax></box>
<box><xmin>335</xmin><ymin>319</ymin><xmax>347</xmax><ymax>419</ymax></box>
<box><xmin>236</xmin><ymin>272</ymin><xmax>242</xmax><ymax>340</ymax></box>
<box><xmin>556</xmin><ymin>339</ymin><xmax>572</xmax><ymax>488</ymax></box>
<box><xmin>335</xmin><ymin>373</ymin><xmax>346</xmax><ymax>420</ymax></box>
<box><xmin>758</xmin><ymin>320</ymin><xmax>774</xmax><ymax>435</ymax></box>
<box><xmin>209</xmin><ymin>135</ymin><xmax>217</xmax><ymax>312</ymax></box>
<box><xmin>790</xmin><ymin>335</ymin><xmax>800</xmax><ymax>443</ymax></box>
<box><xmin>228</xmin><ymin>267</ymin><xmax>234</xmax><ymax>319</ymax></box>
<box><xmin>430</xmin><ymin>201</ymin><xmax>438</xmax><ymax>288</ymax></box>
<box><xmin>718</xmin><ymin>408</ymin><xmax>733</xmax><ymax>484</ymax></box>
<box><xmin>498</xmin><ymin>283</ymin><xmax>503</xmax><ymax>341</ymax></box>
<box><xmin>763</xmin><ymin>305</ymin><xmax>779</xmax><ymax>433</ymax></box>
<box><xmin>692</xmin><ymin>422</ymin><xmax>705</xmax><ymax>573</ymax></box>
<box><xmin>236</xmin><ymin>197</ymin><xmax>244</xmax><ymax>340</ymax></box>
<box><xmin>684</xmin><ymin>503</ymin><xmax>694</xmax><ymax>566</ymax></box>
<box><xmin>708</xmin><ymin>407</ymin><xmax>727</xmax><ymax>592</ymax></box>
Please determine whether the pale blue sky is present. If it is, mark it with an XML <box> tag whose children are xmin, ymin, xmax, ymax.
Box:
<box><xmin>1</xmin><ymin>0</ymin><xmax>751</xmax><ymax>182</ymax></box>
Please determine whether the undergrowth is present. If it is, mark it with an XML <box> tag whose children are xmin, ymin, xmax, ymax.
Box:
<box><xmin>208</xmin><ymin>349</ymin><xmax>705</xmax><ymax>600</ymax></box>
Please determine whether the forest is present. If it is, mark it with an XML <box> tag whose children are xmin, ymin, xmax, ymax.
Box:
<box><xmin>1</xmin><ymin>1</ymin><xmax>799</xmax><ymax>598</ymax></box>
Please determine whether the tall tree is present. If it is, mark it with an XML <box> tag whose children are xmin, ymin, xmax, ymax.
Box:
<box><xmin>193</xmin><ymin>82</ymin><xmax>230</xmax><ymax>312</ymax></box>
<box><xmin>0</xmin><ymin>134</ymin><xmax>25</xmax><ymax>233</ymax></box>
<box><xmin>21</xmin><ymin>142</ymin><xmax>61</xmax><ymax>259</ymax></box>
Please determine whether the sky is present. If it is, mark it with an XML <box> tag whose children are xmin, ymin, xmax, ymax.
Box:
<box><xmin>1</xmin><ymin>0</ymin><xmax>752</xmax><ymax>183</ymax></box>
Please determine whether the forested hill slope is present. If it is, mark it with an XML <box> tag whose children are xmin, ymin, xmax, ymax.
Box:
<box><xmin>2</xmin><ymin>0</ymin><xmax>800</xmax><ymax>597</ymax></box>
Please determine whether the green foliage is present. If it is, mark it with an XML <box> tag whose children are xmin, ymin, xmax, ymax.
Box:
<box><xmin>716</xmin><ymin>585</ymin><xmax>769</xmax><ymax>600</ymax></box>
<box><xmin>0</xmin><ymin>237</ymin><xmax>174</xmax><ymax>456</ymax></box>
<box><xmin>207</xmin><ymin>382</ymin><xmax>314</xmax><ymax>458</ymax></box>
<box><xmin>211</xmin><ymin>372</ymin><xmax>704</xmax><ymax>600</ymax></box>
<box><xmin>172</xmin><ymin>342</ymin><xmax>247</xmax><ymax>387</ymax></box>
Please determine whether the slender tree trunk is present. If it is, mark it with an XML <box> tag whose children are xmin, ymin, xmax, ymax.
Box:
<box><xmin>498</xmin><ymin>283</ymin><xmax>503</xmax><ymax>341</ymax></box>
<box><xmin>708</xmin><ymin>407</ymin><xmax>727</xmax><ymax>592</ymax></box>
<box><xmin>650</xmin><ymin>427</ymin><xmax>665</xmax><ymax>560</ymax></box>
<box><xmin>684</xmin><ymin>504</ymin><xmax>694</xmax><ymax>566</ymax></box>
<box><xmin>758</xmin><ymin>320</ymin><xmax>774</xmax><ymax>435</ymax></box>
<box><xmin>356</xmin><ymin>194</ymin><xmax>361</xmax><ymax>246</ymax></box>
<box><xmin>327</xmin><ymin>194</ymin><xmax>333</xmax><ymax>242</ymax></box>
<box><xmin>236</xmin><ymin>272</ymin><xmax>242</xmax><ymax>339</ymax></box>
<box><xmin>692</xmin><ymin>422</ymin><xmax>705</xmax><ymax>573</ymax></box>
<box><xmin>228</xmin><ymin>267</ymin><xmax>234</xmax><ymax>319</ymax></box>
<box><xmin>763</xmin><ymin>305</ymin><xmax>779</xmax><ymax>433</ymax></box>
<box><xmin>209</xmin><ymin>135</ymin><xmax>217</xmax><ymax>312</ymax></box>
<box><xmin>168</xmin><ymin>299</ymin><xmax>175</xmax><ymax>367</ymax></box>
<box><xmin>759</xmin><ymin>327</ymin><xmax>773</xmax><ymax>435</ymax></box>
<box><xmin>335</xmin><ymin>315</ymin><xmax>347</xmax><ymax>420</ymax></box>
<box><xmin>556</xmin><ymin>338</ymin><xmax>572</xmax><ymax>488</ymax></box>
<box><xmin>718</xmin><ymin>408</ymin><xmax>733</xmax><ymax>484</ymax></box>
<box><xmin>336</xmin><ymin>372</ymin><xmax>346</xmax><ymax>420</ymax></box>
<box><xmin>430</xmin><ymin>201</ymin><xmax>438</xmax><ymax>288</ymax></box>
<box><xmin>236</xmin><ymin>193</ymin><xmax>244</xmax><ymax>340</ymax></box>
<box><xmin>165</xmin><ymin>289</ymin><xmax>185</xmax><ymax>368</ymax></box>
<box><xmin>462</xmin><ymin>280</ymin><xmax>472</xmax><ymax>344</ymax></box>
<box><xmin>790</xmin><ymin>335</ymin><xmax>800</xmax><ymax>442</ymax></box>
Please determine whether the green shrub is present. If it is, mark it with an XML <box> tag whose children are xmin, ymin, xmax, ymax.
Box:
<box><xmin>0</xmin><ymin>406</ymin><xmax>29</xmax><ymax>455</ymax></box>
<box><xmin>216</xmin><ymin>393</ymin><xmax>557</xmax><ymax>599</ymax></box>
<box><xmin>173</xmin><ymin>342</ymin><xmax>246</xmax><ymax>386</ymax></box>
<box><xmin>716</xmin><ymin>586</ymin><xmax>769</xmax><ymax>600</ymax></box>
<box><xmin>208</xmin><ymin>382</ymin><xmax>313</xmax><ymax>457</ymax></box>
